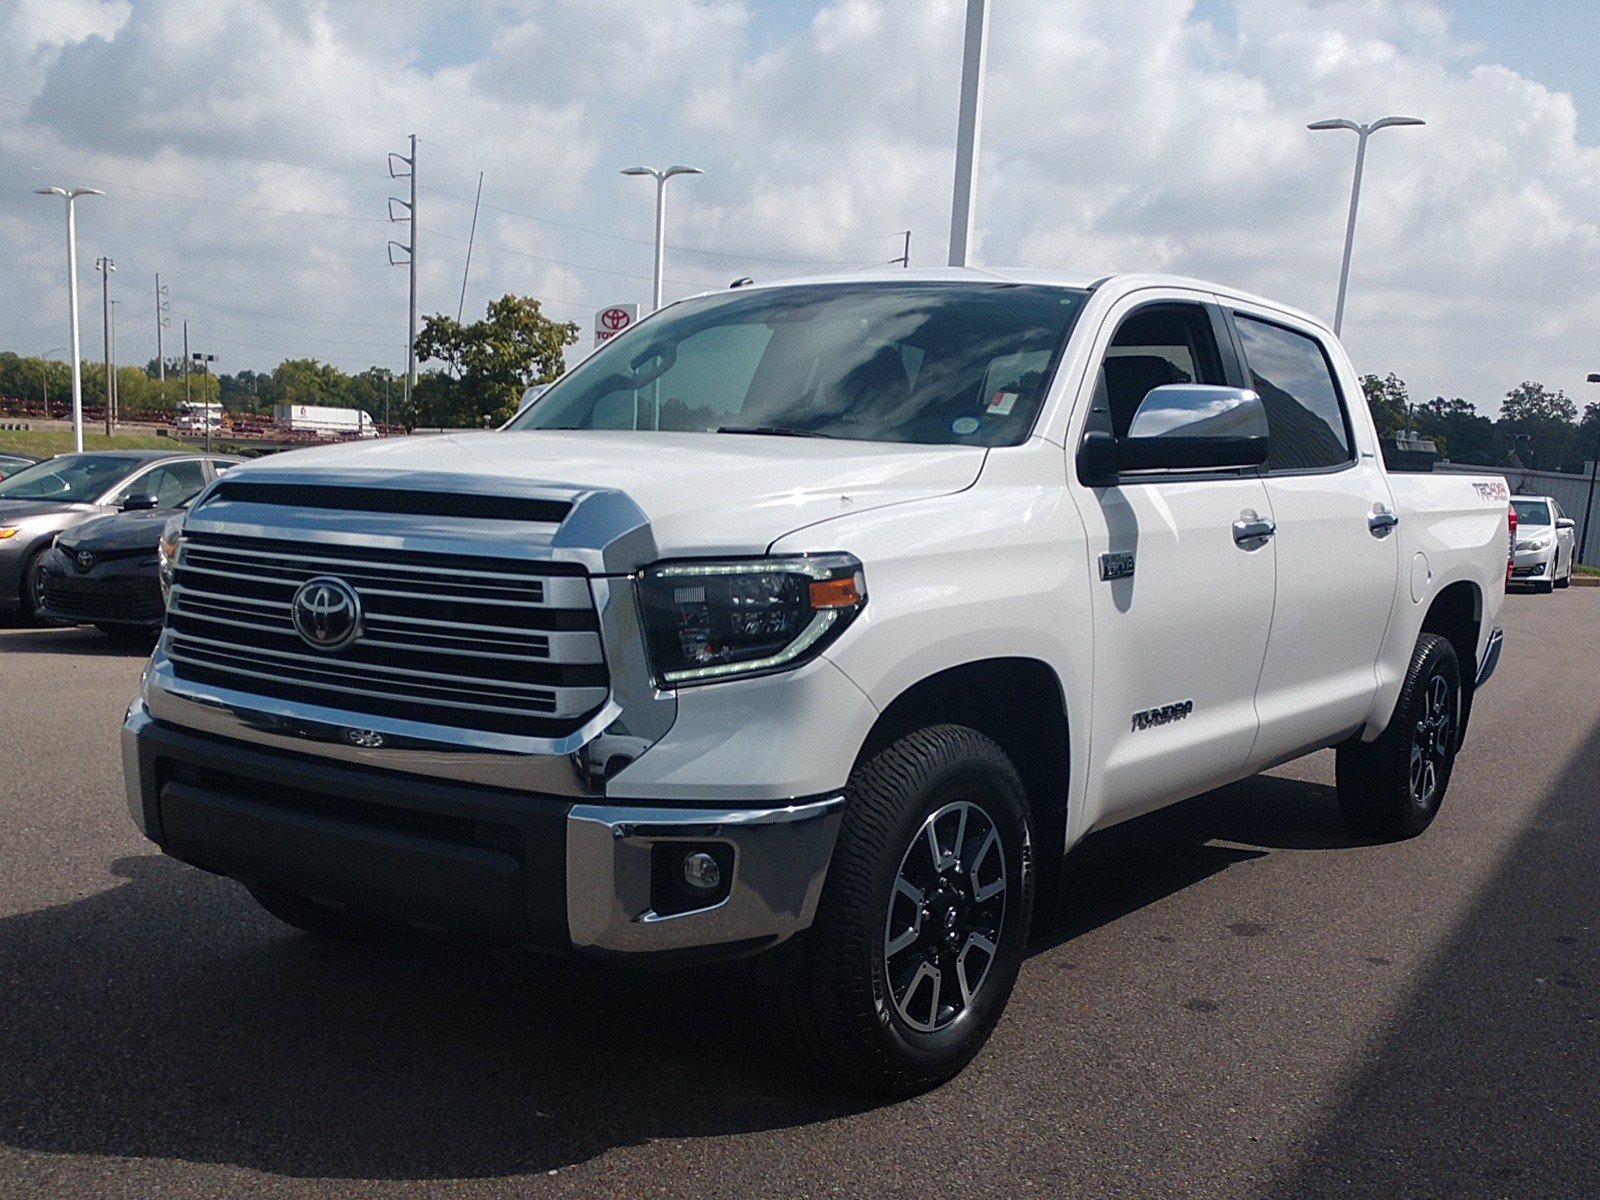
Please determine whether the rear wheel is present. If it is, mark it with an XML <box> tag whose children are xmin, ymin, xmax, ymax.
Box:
<box><xmin>246</xmin><ymin>883</ymin><xmax>397</xmax><ymax>940</ymax></box>
<box><xmin>1336</xmin><ymin>633</ymin><xmax>1461</xmax><ymax>840</ymax></box>
<box><xmin>760</xmin><ymin>724</ymin><xmax>1034</xmax><ymax>1096</ymax></box>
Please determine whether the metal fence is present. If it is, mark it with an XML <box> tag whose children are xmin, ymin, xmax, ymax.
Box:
<box><xmin>1434</xmin><ymin>461</ymin><xmax>1600</xmax><ymax>566</ymax></box>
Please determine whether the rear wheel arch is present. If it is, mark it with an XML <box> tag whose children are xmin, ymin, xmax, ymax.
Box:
<box><xmin>1418</xmin><ymin>580</ymin><xmax>1482</xmax><ymax>738</ymax></box>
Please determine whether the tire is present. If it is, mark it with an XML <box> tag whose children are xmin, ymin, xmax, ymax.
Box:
<box><xmin>246</xmin><ymin>883</ymin><xmax>397</xmax><ymax>940</ymax></box>
<box><xmin>1557</xmin><ymin>555</ymin><xmax>1572</xmax><ymax>588</ymax></box>
<box><xmin>19</xmin><ymin>548</ymin><xmax>52</xmax><ymax>624</ymax></box>
<box><xmin>1336</xmin><ymin>633</ymin><xmax>1461</xmax><ymax>840</ymax></box>
<box><xmin>759</xmin><ymin>724</ymin><xmax>1034</xmax><ymax>1096</ymax></box>
<box><xmin>1536</xmin><ymin>577</ymin><xmax>1555</xmax><ymax>594</ymax></box>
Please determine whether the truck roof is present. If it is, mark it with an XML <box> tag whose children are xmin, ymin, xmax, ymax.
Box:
<box><xmin>695</xmin><ymin>266</ymin><xmax>1334</xmax><ymax>340</ymax></box>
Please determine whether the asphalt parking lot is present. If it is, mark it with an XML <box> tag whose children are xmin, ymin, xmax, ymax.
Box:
<box><xmin>0</xmin><ymin>592</ymin><xmax>1595</xmax><ymax>1199</ymax></box>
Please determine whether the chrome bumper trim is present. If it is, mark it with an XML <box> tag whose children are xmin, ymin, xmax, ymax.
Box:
<box><xmin>566</xmin><ymin>796</ymin><xmax>846</xmax><ymax>956</ymax></box>
<box><xmin>1475</xmin><ymin>626</ymin><xmax>1504</xmax><ymax>690</ymax></box>
<box><xmin>122</xmin><ymin>698</ymin><xmax>155</xmax><ymax>836</ymax></box>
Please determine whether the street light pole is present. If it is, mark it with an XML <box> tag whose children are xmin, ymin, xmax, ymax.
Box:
<box><xmin>621</xmin><ymin>164</ymin><xmax>704</xmax><ymax>311</ymax></box>
<box><xmin>948</xmin><ymin>0</ymin><xmax>990</xmax><ymax>267</ymax></box>
<box><xmin>96</xmin><ymin>256</ymin><xmax>115</xmax><ymax>436</ymax></box>
<box><xmin>1307</xmin><ymin>115</ymin><xmax>1425</xmax><ymax>336</ymax></box>
<box><xmin>1581</xmin><ymin>373</ymin><xmax>1600</xmax><ymax>567</ymax></box>
<box><xmin>39</xmin><ymin>348</ymin><xmax>66</xmax><ymax>421</ymax></box>
<box><xmin>34</xmin><ymin>186</ymin><xmax>104</xmax><ymax>453</ymax></box>
<box><xmin>193</xmin><ymin>352</ymin><xmax>218</xmax><ymax>454</ymax></box>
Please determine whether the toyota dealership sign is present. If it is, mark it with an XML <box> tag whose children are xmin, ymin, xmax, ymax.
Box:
<box><xmin>595</xmin><ymin>304</ymin><xmax>638</xmax><ymax>345</ymax></box>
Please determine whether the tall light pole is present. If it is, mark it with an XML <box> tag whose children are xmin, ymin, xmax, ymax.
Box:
<box><xmin>38</xmin><ymin>347</ymin><xmax>66</xmax><ymax>421</ymax></box>
<box><xmin>192</xmin><ymin>352</ymin><xmax>218</xmax><ymax>454</ymax></box>
<box><xmin>1308</xmin><ymin>115</ymin><xmax>1425</xmax><ymax>335</ymax></box>
<box><xmin>1581</xmin><ymin>373</ymin><xmax>1600</xmax><ymax>567</ymax></box>
<box><xmin>948</xmin><ymin>0</ymin><xmax>990</xmax><ymax>267</ymax></box>
<box><xmin>34</xmin><ymin>186</ymin><xmax>103</xmax><ymax>453</ymax></box>
<box><xmin>96</xmin><ymin>256</ymin><xmax>115</xmax><ymax>436</ymax></box>
<box><xmin>621</xmin><ymin>164</ymin><xmax>704</xmax><ymax>311</ymax></box>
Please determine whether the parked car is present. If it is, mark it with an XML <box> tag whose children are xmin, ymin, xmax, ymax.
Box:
<box><xmin>0</xmin><ymin>452</ymin><xmax>43</xmax><ymax>481</ymax></box>
<box><xmin>1509</xmin><ymin>494</ymin><xmax>1576</xmax><ymax>592</ymax></box>
<box><xmin>125</xmin><ymin>271</ymin><xmax>1511</xmax><ymax>1096</ymax></box>
<box><xmin>38</xmin><ymin>459</ymin><xmax>241</xmax><ymax>637</ymax></box>
<box><xmin>0</xmin><ymin>451</ymin><xmax>239</xmax><ymax>622</ymax></box>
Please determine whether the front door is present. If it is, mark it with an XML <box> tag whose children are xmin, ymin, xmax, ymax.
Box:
<box><xmin>1073</xmin><ymin>296</ymin><xmax>1277</xmax><ymax>827</ymax></box>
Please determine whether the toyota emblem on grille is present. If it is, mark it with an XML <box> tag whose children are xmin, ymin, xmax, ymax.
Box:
<box><xmin>74</xmin><ymin>550</ymin><xmax>95</xmax><ymax>573</ymax></box>
<box><xmin>291</xmin><ymin>576</ymin><xmax>362</xmax><ymax>650</ymax></box>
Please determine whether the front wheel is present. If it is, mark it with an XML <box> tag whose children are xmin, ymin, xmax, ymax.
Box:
<box><xmin>1336</xmin><ymin>633</ymin><xmax>1461</xmax><ymax>840</ymax></box>
<box><xmin>760</xmin><ymin>724</ymin><xmax>1034</xmax><ymax>1096</ymax></box>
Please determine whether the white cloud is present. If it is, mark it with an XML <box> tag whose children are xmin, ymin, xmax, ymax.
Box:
<box><xmin>3</xmin><ymin>0</ymin><xmax>1598</xmax><ymax>412</ymax></box>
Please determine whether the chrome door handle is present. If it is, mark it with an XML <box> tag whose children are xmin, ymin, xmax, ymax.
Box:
<box><xmin>1368</xmin><ymin>509</ymin><xmax>1399</xmax><ymax>536</ymax></box>
<box><xmin>1233</xmin><ymin>517</ymin><xmax>1276</xmax><ymax>545</ymax></box>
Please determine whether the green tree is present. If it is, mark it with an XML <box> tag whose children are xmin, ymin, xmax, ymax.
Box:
<box><xmin>1360</xmin><ymin>373</ymin><xmax>1410</xmax><ymax>438</ymax></box>
<box><xmin>1413</xmin><ymin>396</ymin><xmax>1502</xmax><ymax>464</ymax></box>
<box><xmin>413</xmin><ymin>294</ymin><xmax>577</xmax><ymax>427</ymax></box>
<box><xmin>271</xmin><ymin>358</ymin><xmax>352</xmax><ymax>410</ymax></box>
<box><xmin>1497</xmin><ymin>381</ymin><xmax>1576</xmax><ymax>470</ymax></box>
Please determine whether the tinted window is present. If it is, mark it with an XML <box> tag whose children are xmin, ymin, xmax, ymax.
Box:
<box><xmin>115</xmin><ymin>460</ymin><xmax>208</xmax><ymax>507</ymax></box>
<box><xmin>1234</xmin><ymin>315</ymin><xmax>1352</xmax><ymax>472</ymax></box>
<box><xmin>0</xmin><ymin>455</ymin><xmax>143</xmax><ymax>502</ymax></box>
<box><xmin>513</xmin><ymin>283</ymin><xmax>1088</xmax><ymax>447</ymax></box>
<box><xmin>1098</xmin><ymin>304</ymin><xmax>1226</xmax><ymax>438</ymax></box>
<box><xmin>1512</xmin><ymin>499</ymin><xmax>1551</xmax><ymax>525</ymax></box>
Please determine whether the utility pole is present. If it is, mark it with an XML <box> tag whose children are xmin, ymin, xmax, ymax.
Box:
<box><xmin>947</xmin><ymin>0</ymin><xmax>989</xmax><ymax>267</ymax></box>
<box><xmin>388</xmin><ymin>134</ymin><xmax>418</xmax><ymax>413</ymax></box>
<box><xmin>96</xmin><ymin>256</ymin><xmax>115</xmax><ymax>436</ymax></box>
<box><xmin>155</xmin><ymin>274</ymin><xmax>170</xmax><ymax>383</ymax></box>
<box><xmin>183</xmin><ymin>318</ymin><xmax>191</xmax><ymax>407</ymax></box>
<box><xmin>890</xmin><ymin>231</ymin><xmax>912</xmax><ymax>267</ymax></box>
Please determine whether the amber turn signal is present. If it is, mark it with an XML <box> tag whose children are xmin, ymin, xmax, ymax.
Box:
<box><xmin>809</xmin><ymin>576</ymin><xmax>863</xmax><ymax>609</ymax></box>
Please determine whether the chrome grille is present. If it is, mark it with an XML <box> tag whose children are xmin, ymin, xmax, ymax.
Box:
<box><xmin>165</xmin><ymin>532</ymin><xmax>609</xmax><ymax>738</ymax></box>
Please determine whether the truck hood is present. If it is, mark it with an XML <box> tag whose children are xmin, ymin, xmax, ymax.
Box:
<box><xmin>230</xmin><ymin>430</ymin><xmax>987</xmax><ymax>556</ymax></box>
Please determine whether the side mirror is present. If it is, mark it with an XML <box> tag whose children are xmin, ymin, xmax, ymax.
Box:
<box><xmin>1556</xmin><ymin>517</ymin><xmax>1576</xmax><ymax>530</ymax></box>
<box><xmin>1118</xmin><ymin>385</ymin><xmax>1270</xmax><ymax>473</ymax></box>
<box><xmin>121</xmin><ymin>493</ymin><xmax>161</xmax><ymax>512</ymax></box>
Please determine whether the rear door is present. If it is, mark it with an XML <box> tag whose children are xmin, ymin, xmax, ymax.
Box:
<box><xmin>1229</xmin><ymin>309</ymin><xmax>1399</xmax><ymax>770</ymax></box>
<box><xmin>1072</xmin><ymin>292</ymin><xmax>1277</xmax><ymax>825</ymax></box>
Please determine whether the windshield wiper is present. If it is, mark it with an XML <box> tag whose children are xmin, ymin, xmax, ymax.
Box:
<box><xmin>715</xmin><ymin>424</ymin><xmax>836</xmax><ymax>439</ymax></box>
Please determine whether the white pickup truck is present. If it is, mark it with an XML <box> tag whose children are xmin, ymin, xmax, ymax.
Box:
<box><xmin>123</xmin><ymin>270</ymin><xmax>1510</xmax><ymax>1095</ymax></box>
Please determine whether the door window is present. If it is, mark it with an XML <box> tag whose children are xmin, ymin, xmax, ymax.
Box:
<box><xmin>113</xmin><ymin>460</ymin><xmax>208</xmax><ymax>507</ymax></box>
<box><xmin>1097</xmin><ymin>304</ymin><xmax>1227</xmax><ymax>438</ymax></box>
<box><xmin>1233</xmin><ymin>316</ymin><xmax>1353</xmax><ymax>473</ymax></box>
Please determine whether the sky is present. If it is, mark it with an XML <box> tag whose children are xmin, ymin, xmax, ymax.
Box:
<box><xmin>2</xmin><ymin>0</ymin><xmax>1598</xmax><ymax>416</ymax></box>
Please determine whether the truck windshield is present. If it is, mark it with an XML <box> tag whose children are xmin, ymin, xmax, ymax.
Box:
<box><xmin>0</xmin><ymin>454</ymin><xmax>142</xmax><ymax>503</ymax></box>
<box><xmin>511</xmin><ymin>282</ymin><xmax>1088</xmax><ymax>446</ymax></box>
<box><xmin>1512</xmin><ymin>499</ymin><xmax>1551</xmax><ymax>525</ymax></box>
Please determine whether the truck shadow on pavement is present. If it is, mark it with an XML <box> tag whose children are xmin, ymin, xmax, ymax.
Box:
<box><xmin>0</xmin><ymin>768</ymin><xmax>1443</xmax><ymax>1182</ymax></box>
<box><xmin>0</xmin><ymin>624</ymin><xmax>156</xmax><ymax>657</ymax></box>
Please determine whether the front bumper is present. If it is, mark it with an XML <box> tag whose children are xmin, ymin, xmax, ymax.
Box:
<box><xmin>1510</xmin><ymin>549</ymin><xmax>1555</xmax><ymax>580</ymax></box>
<box><xmin>39</xmin><ymin>548</ymin><xmax>164</xmax><ymax>627</ymax></box>
<box><xmin>123</xmin><ymin>700</ymin><xmax>843</xmax><ymax>963</ymax></box>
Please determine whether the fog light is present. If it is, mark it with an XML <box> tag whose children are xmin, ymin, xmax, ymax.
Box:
<box><xmin>682</xmin><ymin>851</ymin><xmax>722</xmax><ymax>892</ymax></box>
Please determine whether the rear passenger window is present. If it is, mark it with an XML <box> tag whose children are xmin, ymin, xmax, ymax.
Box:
<box><xmin>1233</xmin><ymin>315</ymin><xmax>1352</xmax><ymax>472</ymax></box>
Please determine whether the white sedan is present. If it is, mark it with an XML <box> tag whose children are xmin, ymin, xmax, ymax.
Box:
<box><xmin>1510</xmin><ymin>495</ymin><xmax>1576</xmax><ymax>592</ymax></box>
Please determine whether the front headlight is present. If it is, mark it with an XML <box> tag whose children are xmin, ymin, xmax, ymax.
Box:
<box><xmin>158</xmin><ymin>512</ymin><xmax>185</xmax><ymax>607</ymax></box>
<box><xmin>637</xmin><ymin>554</ymin><xmax>866</xmax><ymax>687</ymax></box>
<box><xmin>1516</xmin><ymin>535</ymin><xmax>1552</xmax><ymax>551</ymax></box>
